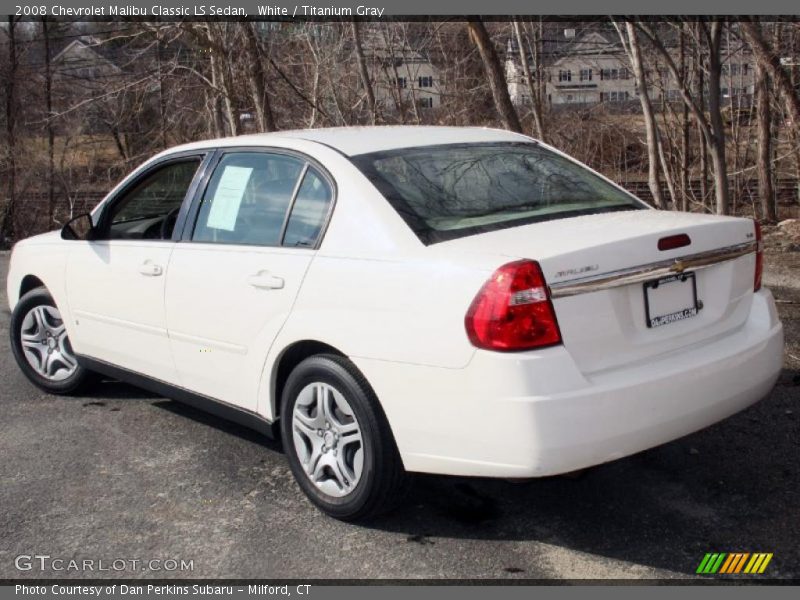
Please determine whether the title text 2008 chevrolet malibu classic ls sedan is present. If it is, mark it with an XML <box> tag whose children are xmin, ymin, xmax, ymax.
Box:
<box><xmin>7</xmin><ymin>126</ymin><xmax>784</xmax><ymax>519</ymax></box>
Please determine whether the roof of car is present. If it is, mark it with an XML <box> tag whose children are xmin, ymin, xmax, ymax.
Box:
<box><xmin>166</xmin><ymin>126</ymin><xmax>533</xmax><ymax>158</ymax></box>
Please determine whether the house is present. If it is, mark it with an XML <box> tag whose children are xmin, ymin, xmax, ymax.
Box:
<box><xmin>363</xmin><ymin>28</ymin><xmax>441</xmax><ymax>112</ymax></box>
<box><xmin>51</xmin><ymin>35</ymin><xmax>124</xmax><ymax>93</ymax></box>
<box><xmin>506</xmin><ymin>26</ymin><xmax>756</xmax><ymax>109</ymax></box>
<box><xmin>50</xmin><ymin>34</ymin><xmax>160</xmax><ymax>140</ymax></box>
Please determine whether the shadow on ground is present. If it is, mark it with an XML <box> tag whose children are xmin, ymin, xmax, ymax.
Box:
<box><xmin>362</xmin><ymin>367</ymin><xmax>800</xmax><ymax>577</ymax></box>
<box><xmin>95</xmin><ymin>366</ymin><xmax>799</xmax><ymax>577</ymax></box>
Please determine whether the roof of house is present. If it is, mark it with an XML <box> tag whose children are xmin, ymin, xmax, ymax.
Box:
<box><xmin>51</xmin><ymin>36</ymin><xmax>121</xmax><ymax>68</ymax></box>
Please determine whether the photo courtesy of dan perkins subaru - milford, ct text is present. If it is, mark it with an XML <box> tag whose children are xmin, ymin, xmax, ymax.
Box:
<box><xmin>15</xmin><ymin>585</ymin><xmax>310</xmax><ymax>596</ymax></box>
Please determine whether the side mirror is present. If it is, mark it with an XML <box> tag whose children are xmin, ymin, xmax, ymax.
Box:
<box><xmin>61</xmin><ymin>213</ymin><xmax>96</xmax><ymax>241</ymax></box>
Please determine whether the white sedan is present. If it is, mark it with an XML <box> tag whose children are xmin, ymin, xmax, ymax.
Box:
<box><xmin>6</xmin><ymin>126</ymin><xmax>784</xmax><ymax>520</ymax></box>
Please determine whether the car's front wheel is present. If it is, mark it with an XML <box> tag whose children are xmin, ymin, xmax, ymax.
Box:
<box><xmin>280</xmin><ymin>354</ymin><xmax>408</xmax><ymax>520</ymax></box>
<box><xmin>10</xmin><ymin>287</ymin><xmax>91</xmax><ymax>395</ymax></box>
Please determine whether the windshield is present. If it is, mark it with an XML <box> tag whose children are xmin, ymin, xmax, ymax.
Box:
<box><xmin>350</xmin><ymin>142</ymin><xmax>647</xmax><ymax>244</ymax></box>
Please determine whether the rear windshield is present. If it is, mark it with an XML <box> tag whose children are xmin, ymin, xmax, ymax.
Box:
<box><xmin>350</xmin><ymin>142</ymin><xmax>646</xmax><ymax>244</ymax></box>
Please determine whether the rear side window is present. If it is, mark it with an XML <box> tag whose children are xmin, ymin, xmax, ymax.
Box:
<box><xmin>282</xmin><ymin>168</ymin><xmax>333</xmax><ymax>248</ymax></box>
<box><xmin>350</xmin><ymin>142</ymin><xmax>646</xmax><ymax>244</ymax></box>
<box><xmin>192</xmin><ymin>152</ymin><xmax>333</xmax><ymax>248</ymax></box>
<box><xmin>192</xmin><ymin>152</ymin><xmax>303</xmax><ymax>246</ymax></box>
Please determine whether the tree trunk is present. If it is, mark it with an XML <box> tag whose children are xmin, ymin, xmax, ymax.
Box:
<box><xmin>680</xmin><ymin>23</ymin><xmax>690</xmax><ymax>212</ymax></box>
<box><xmin>513</xmin><ymin>20</ymin><xmax>544</xmax><ymax>140</ymax></box>
<box><xmin>403</xmin><ymin>59</ymin><xmax>422</xmax><ymax>124</ymax></box>
<box><xmin>42</xmin><ymin>18</ymin><xmax>55</xmax><ymax>227</ymax></box>
<box><xmin>705</xmin><ymin>22</ymin><xmax>730</xmax><ymax>215</ymax></box>
<box><xmin>207</xmin><ymin>52</ymin><xmax>225</xmax><ymax>137</ymax></box>
<box><xmin>657</xmin><ymin>134</ymin><xmax>679</xmax><ymax>211</ymax></box>
<box><xmin>618</xmin><ymin>22</ymin><xmax>666</xmax><ymax>209</ymax></box>
<box><xmin>786</xmin><ymin>22</ymin><xmax>800</xmax><ymax>199</ymax></box>
<box><xmin>697</xmin><ymin>44</ymin><xmax>708</xmax><ymax>208</ymax></box>
<box><xmin>536</xmin><ymin>21</ymin><xmax>546</xmax><ymax>124</ymax></box>
<box><xmin>467</xmin><ymin>19</ymin><xmax>522</xmax><ymax>133</ymax></box>
<box><xmin>308</xmin><ymin>66</ymin><xmax>320</xmax><ymax>128</ymax></box>
<box><xmin>351</xmin><ymin>20</ymin><xmax>377</xmax><ymax>125</ymax></box>
<box><xmin>208</xmin><ymin>25</ymin><xmax>239</xmax><ymax>136</ymax></box>
<box><xmin>108</xmin><ymin>124</ymin><xmax>128</xmax><ymax>160</ymax></box>
<box><xmin>156</xmin><ymin>26</ymin><xmax>167</xmax><ymax>149</ymax></box>
<box><xmin>755</xmin><ymin>59</ymin><xmax>776</xmax><ymax>222</ymax></box>
<box><xmin>382</xmin><ymin>32</ymin><xmax>407</xmax><ymax>123</ymax></box>
<box><xmin>244</xmin><ymin>23</ymin><xmax>276</xmax><ymax>132</ymax></box>
<box><xmin>1</xmin><ymin>17</ymin><xmax>18</xmax><ymax>243</ymax></box>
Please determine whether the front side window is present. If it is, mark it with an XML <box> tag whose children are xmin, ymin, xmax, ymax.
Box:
<box><xmin>192</xmin><ymin>152</ymin><xmax>304</xmax><ymax>246</ymax></box>
<box><xmin>106</xmin><ymin>159</ymin><xmax>201</xmax><ymax>240</ymax></box>
<box><xmin>351</xmin><ymin>142</ymin><xmax>646</xmax><ymax>245</ymax></box>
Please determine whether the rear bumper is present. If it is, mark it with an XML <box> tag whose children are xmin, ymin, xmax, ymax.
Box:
<box><xmin>355</xmin><ymin>289</ymin><xmax>783</xmax><ymax>478</ymax></box>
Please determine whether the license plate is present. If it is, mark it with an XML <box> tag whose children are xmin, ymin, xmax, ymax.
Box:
<box><xmin>643</xmin><ymin>273</ymin><xmax>699</xmax><ymax>328</ymax></box>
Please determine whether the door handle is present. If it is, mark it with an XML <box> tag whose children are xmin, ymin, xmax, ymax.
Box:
<box><xmin>139</xmin><ymin>261</ymin><xmax>163</xmax><ymax>277</ymax></box>
<box><xmin>247</xmin><ymin>271</ymin><xmax>284</xmax><ymax>290</ymax></box>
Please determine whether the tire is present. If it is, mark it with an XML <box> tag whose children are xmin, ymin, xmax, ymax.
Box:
<box><xmin>9</xmin><ymin>287</ymin><xmax>92</xmax><ymax>395</ymax></box>
<box><xmin>280</xmin><ymin>354</ymin><xmax>408</xmax><ymax>520</ymax></box>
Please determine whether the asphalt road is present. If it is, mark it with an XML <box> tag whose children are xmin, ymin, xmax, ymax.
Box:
<box><xmin>1</xmin><ymin>250</ymin><xmax>798</xmax><ymax>580</ymax></box>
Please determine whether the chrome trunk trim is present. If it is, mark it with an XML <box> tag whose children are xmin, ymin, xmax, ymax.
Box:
<box><xmin>549</xmin><ymin>241</ymin><xmax>757</xmax><ymax>299</ymax></box>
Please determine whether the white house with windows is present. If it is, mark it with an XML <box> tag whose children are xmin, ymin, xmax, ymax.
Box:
<box><xmin>364</xmin><ymin>29</ymin><xmax>441</xmax><ymax>113</ymax></box>
<box><xmin>505</xmin><ymin>31</ymin><xmax>637</xmax><ymax>106</ymax></box>
<box><xmin>543</xmin><ymin>32</ymin><xmax>635</xmax><ymax>105</ymax></box>
<box><xmin>506</xmin><ymin>28</ymin><xmax>756</xmax><ymax>109</ymax></box>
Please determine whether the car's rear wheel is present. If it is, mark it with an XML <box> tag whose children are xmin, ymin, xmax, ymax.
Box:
<box><xmin>10</xmin><ymin>287</ymin><xmax>91</xmax><ymax>395</ymax></box>
<box><xmin>280</xmin><ymin>354</ymin><xmax>408</xmax><ymax>520</ymax></box>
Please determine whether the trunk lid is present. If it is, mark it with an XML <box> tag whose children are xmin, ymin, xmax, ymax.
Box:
<box><xmin>435</xmin><ymin>210</ymin><xmax>758</xmax><ymax>373</ymax></box>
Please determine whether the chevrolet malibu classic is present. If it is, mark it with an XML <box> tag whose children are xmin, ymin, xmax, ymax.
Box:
<box><xmin>6</xmin><ymin>126</ymin><xmax>783</xmax><ymax>519</ymax></box>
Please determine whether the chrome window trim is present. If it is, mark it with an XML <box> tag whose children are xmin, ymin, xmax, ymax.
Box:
<box><xmin>183</xmin><ymin>146</ymin><xmax>338</xmax><ymax>251</ymax></box>
<box><xmin>549</xmin><ymin>241</ymin><xmax>757</xmax><ymax>299</ymax></box>
<box><xmin>92</xmin><ymin>152</ymin><xmax>210</xmax><ymax>241</ymax></box>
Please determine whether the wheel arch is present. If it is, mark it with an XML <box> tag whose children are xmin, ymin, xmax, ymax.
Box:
<box><xmin>270</xmin><ymin>339</ymin><xmax>346</xmax><ymax>420</ymax></box>
<box><xmin>19</xmin><ymin>275</ymin><xmax>47</xmax><ymax>298</ymax></box>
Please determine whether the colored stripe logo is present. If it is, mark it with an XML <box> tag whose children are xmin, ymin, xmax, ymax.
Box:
<box><xmin>696</xmin><ymin>553</ymin><xmax>773</xmax><ymax>574</ymax></box>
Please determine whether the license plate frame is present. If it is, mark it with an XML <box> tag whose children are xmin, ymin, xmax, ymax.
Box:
<box><xmin>643</xmin><ymin>272</ymin><xmax>699</xmax><ymax>329</ymax></box>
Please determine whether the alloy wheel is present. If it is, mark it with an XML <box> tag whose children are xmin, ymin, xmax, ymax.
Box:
<box><xmin>19</xmin><ymin>305</ymin><xmax>78</xmax><ymax>382</ymax></box>
<box><xmin>291</xmin><ymin>382</ymin><xmax>364</xmax><ymax>498</ymax></box>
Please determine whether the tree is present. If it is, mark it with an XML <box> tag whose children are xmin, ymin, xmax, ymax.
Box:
<box><xmin>741</xmin><ymin>19</ymin><xmax>800</xmax><ymax>131</ymax></box>
<box><xmin>41</xmin><ymin>18</ymin><xmax>56</xmax><ymax>226</ymax></box>
<box><xmin>243</xmin><ymin>23</ymin><xmax>276</xmax><ymax>132</ymax></box>
<box><xmin>467</xmin><ymin>19</ymin><xmax>522</xmax><ymax>133</ymax></box>
<box><xmin>1</xmin><ymin>16</ymin><xmax>19</xmax><ymax>243</ymax></box>
<box><xmin>351</xmin><ymin>20</ymin><xmax>377</xmax><ymax>125</ymax></box>
<box><xmin>512</xmin><ymin>19</ymin><xmax>544</xmax><ymax>140</ymax></box>
<box><xmin>613</xmin><ymin>20</ymin><xmax>667</xmax><ymax>209</ymax></box>
<box><xmin>755</xmin><ymin>58</ymin><xmax>776</xmax><ymax>222</ymax></box>
<box><xmin>637</xmin><ymin>20</ymin><xmax>731</xmax><ymax>215</ymax></box>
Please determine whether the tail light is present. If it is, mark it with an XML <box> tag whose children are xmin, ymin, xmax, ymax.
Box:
<box><xmin>754</xmin><ymin>219</ymin><xmax>763</xmax><ymax>292</ymax></box>
<box><xmin>465</xmin><ymin>260</ymin><xmax>562</xmax><ymax>351</ymax></box>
